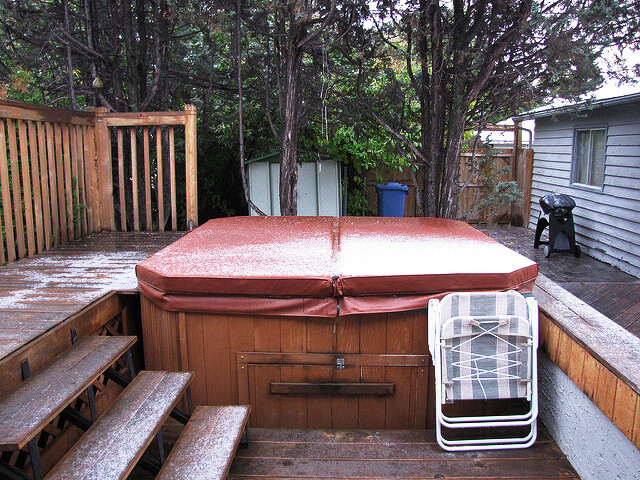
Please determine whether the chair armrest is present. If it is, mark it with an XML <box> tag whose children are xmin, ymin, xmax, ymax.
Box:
<box><xmin>428</xmin><ymin>299</ymin><xmax>440</xmax><ymax>358</ymax></box>
<box><xmin>526</xmin><ymin>297</ymin><xmax>539</xmax><ymax>349</ymax></box>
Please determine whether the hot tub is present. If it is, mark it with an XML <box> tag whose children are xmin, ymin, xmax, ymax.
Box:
<box><xmin>136</xmin><ymin>216</ymin><xmax>537</xmax><ymax>429</ymax></box>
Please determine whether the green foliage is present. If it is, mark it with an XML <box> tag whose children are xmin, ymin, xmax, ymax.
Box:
<box><xmin>326</xmin><ymin>126</ymin><xmax>408</xmax><ymax>215</ymax></box>
<box><xmin>0</xmin><ymin>0</ymin><xmax>638</xmax><ymax>221</ymax></box>
<box><xmin>1</xmin><ymin>66</ymin><xmax>45</xmax><ymax>104</ymax></box>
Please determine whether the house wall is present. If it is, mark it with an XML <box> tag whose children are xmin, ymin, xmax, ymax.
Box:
<box><xmin>529</xmin><ymin>101</ymin><xmax>640</xmax><ymax>277</ymax></box>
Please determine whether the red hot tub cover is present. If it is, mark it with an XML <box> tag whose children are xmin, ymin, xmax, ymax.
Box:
<box><xmin>136</xmin><ymin>216</ymin><xmax>538</xmax><ymax>317</ymax></box>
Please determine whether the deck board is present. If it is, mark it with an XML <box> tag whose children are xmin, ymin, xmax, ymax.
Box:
<box><xmin>0</xmin><ymin>335</ymin><xmax>136</xmax><ymax>450</ymax></box>
<box><xmin>46</xmin><ymin>371</ymin><xmax>193</xmax><ymax>480</ymax></box>
<box><xmin>0</xmin><ymin>232</ymin><xmax>184</xmax><ymax>361</ymax></box>
<box><xmin>480</xmin><ymin>226</ymin><xmax>640</xmax><ymax>338</ymax></box>
<box><xmin>228</xmin><ymin>428</ymin><xmax>579</xmax><ymax>480</ymax></box>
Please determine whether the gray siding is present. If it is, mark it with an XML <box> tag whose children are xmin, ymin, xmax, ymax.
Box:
<box><xmin>528</xmin><ymin>101</ymin><xmax>640</xmax><ymax>277</ymax></box>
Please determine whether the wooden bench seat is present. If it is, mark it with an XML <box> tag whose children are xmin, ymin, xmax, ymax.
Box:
<box><xmin>156</xmin><ymin>405</ymin><xmax>251</xmax><ymax>480</ymax></box>
<box><xmin>0</xmin><ymin>335</ymin><xmax>136</xmax><ymax>451</ymax></box>
<box><xmin>45</xmin><ymin>370</ymin><xmax>193</xmax><ymax>480</ymax></box>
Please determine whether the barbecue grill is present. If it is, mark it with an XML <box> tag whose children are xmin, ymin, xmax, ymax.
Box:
<box><xmin>533</xmin><ymin>193</ymin><xmax>581</xmax><ymax>258</ymax></box>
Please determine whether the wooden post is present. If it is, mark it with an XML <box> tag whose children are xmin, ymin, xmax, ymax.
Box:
<box><xmin>184</xmin><ymin>104</ymin><xmax>198</xmax><ymax>229</ymax></box>
<box><xmin>93</xmin><ymin>107</ymin><xmax>115</xmax><ymax>231</ymax></box>
<box><xmin>510</xmin><ymin>122</ymin><xmax>523</xmax><ymax>225</ymax></box>
<box><xmin>521</xmin><ymin>148</ymin><xmax>534</xmax><ymax>228</ymax></box>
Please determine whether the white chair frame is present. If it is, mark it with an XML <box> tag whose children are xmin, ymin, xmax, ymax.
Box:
<box><xmin>428</xmin><ymin>292</ymin><xmax>539</xmax><ymax>451</ymax></box>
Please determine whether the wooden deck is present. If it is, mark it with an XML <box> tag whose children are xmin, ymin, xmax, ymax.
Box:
<box><xmin>3</xmin><ymin>226</ymin><xmax>636</xmax><ymax>361</ymax></box>
<box><xmin>0</xmin><ymin>227</ymin><xmax>619</xmax><ymax>480</ymax></box>
<box><xmin>482</xmin><ymin>225</ymin><xmax>640</xmax><ymax>337</ymax></box>
<box><xmin>0</xmin><ymin>232</ymin><xmax>183</xmax><ymax>360</ymax></box>
<box><xmin>226</xmin><ymin>428</ymin><xmax>579</xmax><ymax>479</ymax></box>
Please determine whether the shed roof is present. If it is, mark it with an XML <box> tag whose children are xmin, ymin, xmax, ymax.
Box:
<box><xmin>246</xmin><ymin>151</ymin><xmax>341</xmax><ymax>165</ymax></box>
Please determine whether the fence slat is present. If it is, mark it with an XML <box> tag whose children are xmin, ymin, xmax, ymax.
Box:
<box><xmin>156</xmin><ymin>126</ymin><xmax>164</xmax><ymax>231</ymax></box>
<box><xmin>169</xmin><ymin>126</ymin><xmax>176</xmax><ymax>231</ymax></box>
<box><xmin>143</xmin><ymin>126</ymin><xmax>152</xmax><ymax>231</ymax></box>
<box><xmin>37</xmin><ymin>122</ymin><xmax>52</xmax><ymax>250</ymax></box>
<box><xmin>77</xmin><ymin>125</ymin><xmax>88</xmax><ymax>236</ymax></box>
<box><xmin>0</xmin><ymin>200</ymin><xmax>3</xmax><ymax>265</ymax></box>
<box><xmin>84</xmin><ymin>125</ymin><xmax>97</xmax><ymax>233</ymax></box>
<box><xmin>18</xmin><ymin>120</ymin><xmax>36</xmax><ymax>256</ymax></box>
<box><xmin>131</xmin><ymin>128</ymin><xmax>139</xmax><ymax>232</ymax></box>
<box><xmin>46</xmin><ymin>123</ymin><xmax>60</xmax><ymax>245</ymax></box>
<box><xmin>28</xmin><ymin>121</ymin><xmax>44</xmax><ymax>253</ymax></box>
<box><xmin>70</xmin><ymin>124</ymin><xmax>81</xmax><ymax>239</ymax></box>
<box><xmin>54</xmin><ymin>123</ymin><xmax>68</xmax><ymax>243</ymax></box>
<box><xmin>7</xmin><ymin>119</ymin><xmax>25</xmax><ymax>258</ymax></box>
<box><xmin>117</xmin><ymin>128</ymin><xmax>127</xmax><ymax>231</ymax></box>
<box><xmin>62</xmin><ymin>124</ymin><xmax>74</xmax><ymax>240</ymax></box>
<box><xmin>0</xmin><ymin>120</ymin><xmax>15</xmax><ymax>263</ymax></box>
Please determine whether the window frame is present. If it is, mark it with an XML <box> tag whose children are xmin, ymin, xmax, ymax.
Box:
<box><xmin>570</xmin><ymin>126</ymin><xmax>607</xmax><ymax>191</ymax></box>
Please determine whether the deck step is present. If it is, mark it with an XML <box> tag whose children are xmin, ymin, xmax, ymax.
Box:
<box><xmin>0</xmin><ymin>335</ymin><xmax>136</xmax><ymax>451</ymax></box>
<box><xmin>44</xmin><ymin>370</ymin><xmax>193</xmax><ymax>480</ymax></box>
<box><xmin>157</xmin><ymin>405</ymin><xmax>251</xmax><ymax>480</ymax></box>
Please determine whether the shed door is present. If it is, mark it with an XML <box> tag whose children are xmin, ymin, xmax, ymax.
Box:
<box><xmin>247</xmin><ymin>160</ymin><xmax>341</xmax><ymax>216</ymax></box>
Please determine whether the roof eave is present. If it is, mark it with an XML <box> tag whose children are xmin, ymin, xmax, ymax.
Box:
<box><xmin>513</xmin><ymin>92</ymin><xmax>640</xmax><ymax>121</ymax></box>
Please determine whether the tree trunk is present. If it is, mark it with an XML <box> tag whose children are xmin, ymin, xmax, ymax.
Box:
<box><xmin>279</xmin><ymin>24</ymin><xmax>304</xmax><ymax>216</ymax></box>
<box><xmin>136</xmin><ymin>0</ymin><xmax>148</xmax><ymax>109</ymax></box>
<box><xmin>237</xmin><ymin>0</ymin><xmax>265</xmax><ymax>215</ymax></box>
<box><xmin>63</xmin><ymin>0</ymin><xmax>76</xmax><ymax>109</ymax></box>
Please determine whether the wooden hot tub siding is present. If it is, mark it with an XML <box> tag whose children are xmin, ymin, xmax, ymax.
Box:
<box><xmin>141</xmin><ymin>297</ymin><xmax>434</xmax><ymax>429</ymax></box>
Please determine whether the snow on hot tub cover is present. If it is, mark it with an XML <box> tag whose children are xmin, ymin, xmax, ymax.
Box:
<box><xmin>136</xmin><ymin>216</ymin><xmax>538</xmax><ymax>317</ymax></box>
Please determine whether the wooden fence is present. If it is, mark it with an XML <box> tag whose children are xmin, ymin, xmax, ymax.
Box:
<box><xmin>367</xmin><ymin>124</ymin><xmax>533</xmax><ymax>224</ymax></box>
<box><xmin>458</xmin><ymin>146</ymin><xmax>534</xmax><ymax>224</ymax></box>
<box><xmin>0</xmin><ymin>100</ymin><xmax>198</xmax><ymax>265</ymax></box>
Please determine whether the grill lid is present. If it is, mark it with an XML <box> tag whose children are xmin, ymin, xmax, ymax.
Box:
<box><xmin>540</xmin><ymin>193</ymin><xmax>576</xmax><ymax>214</ymax></box>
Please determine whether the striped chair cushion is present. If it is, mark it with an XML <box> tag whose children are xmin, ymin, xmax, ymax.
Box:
<box><xmin>441</xmin><ymin>314</ymin><xmax>532</xmax><ymax>401</ymax></box>
<box><xmin>439</xmin><ymin>290</ymin><xmax>529</xmax><ymax>321</ymax></box>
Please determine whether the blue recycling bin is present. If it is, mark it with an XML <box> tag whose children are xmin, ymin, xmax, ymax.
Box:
<box><xmin>375</xmin><ymin>182</ymin><xmax>409</xmax><ymax>217</ymax></box>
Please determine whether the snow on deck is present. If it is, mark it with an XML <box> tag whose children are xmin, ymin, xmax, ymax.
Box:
<box><xmin>0</xmin><ymin>232</ymin><xmax>184</xmax><ymax>360</ymax></box>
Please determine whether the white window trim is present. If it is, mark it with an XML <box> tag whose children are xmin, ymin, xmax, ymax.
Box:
<box><xmin>571</xmin><ymin>126</ymin><xmax>607</xmax><ymax>191</ymax></box>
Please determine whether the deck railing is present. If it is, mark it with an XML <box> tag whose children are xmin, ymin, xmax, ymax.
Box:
<box><xmin>96</xmin><ymin>106</ymin><xmax>198</xmax><ymax>232</ymax></box>
<box><xmin>0</xmin><ymin>100</ymin><xmax>198</xmax><ymax>264</ymax></box>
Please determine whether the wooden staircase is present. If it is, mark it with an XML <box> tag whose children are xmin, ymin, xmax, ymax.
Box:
<box><xmin>0</xmin><ymin>334</ymin><xmax>250</xmax><ymax>480</ymax></box>
<box><xmin>45</xmin><ymin>371</ymin><xmax>193</xmax><ymax>480</ymax></box>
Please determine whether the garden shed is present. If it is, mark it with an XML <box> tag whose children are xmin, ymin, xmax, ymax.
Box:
<box><xmin>516</xmin><ymin>92</ymin><xmax>640</xmax><ymax>277</ymax></box>
<box><xmin>246</xmin><ymin>152</ymin><xmax>344</xmax><ymax>216</ymax></box>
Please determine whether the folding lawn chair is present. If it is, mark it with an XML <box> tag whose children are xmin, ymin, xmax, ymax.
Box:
<box><xmin>428</xmin><ymin>290</ymin><xmax>538</xmax><ymax>451</ymax></box>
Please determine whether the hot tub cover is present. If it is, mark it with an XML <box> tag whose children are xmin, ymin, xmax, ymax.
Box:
<box><xmin>136</xmin><ymin>217</ymin><xmax>538</xmax><ymax>317</ymax></box>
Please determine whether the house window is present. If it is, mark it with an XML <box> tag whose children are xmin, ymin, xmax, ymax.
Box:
<box><xmin>572</xmin><ymin>128</ymin><xmax>606</xmax><ymax>188</ymax></box>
